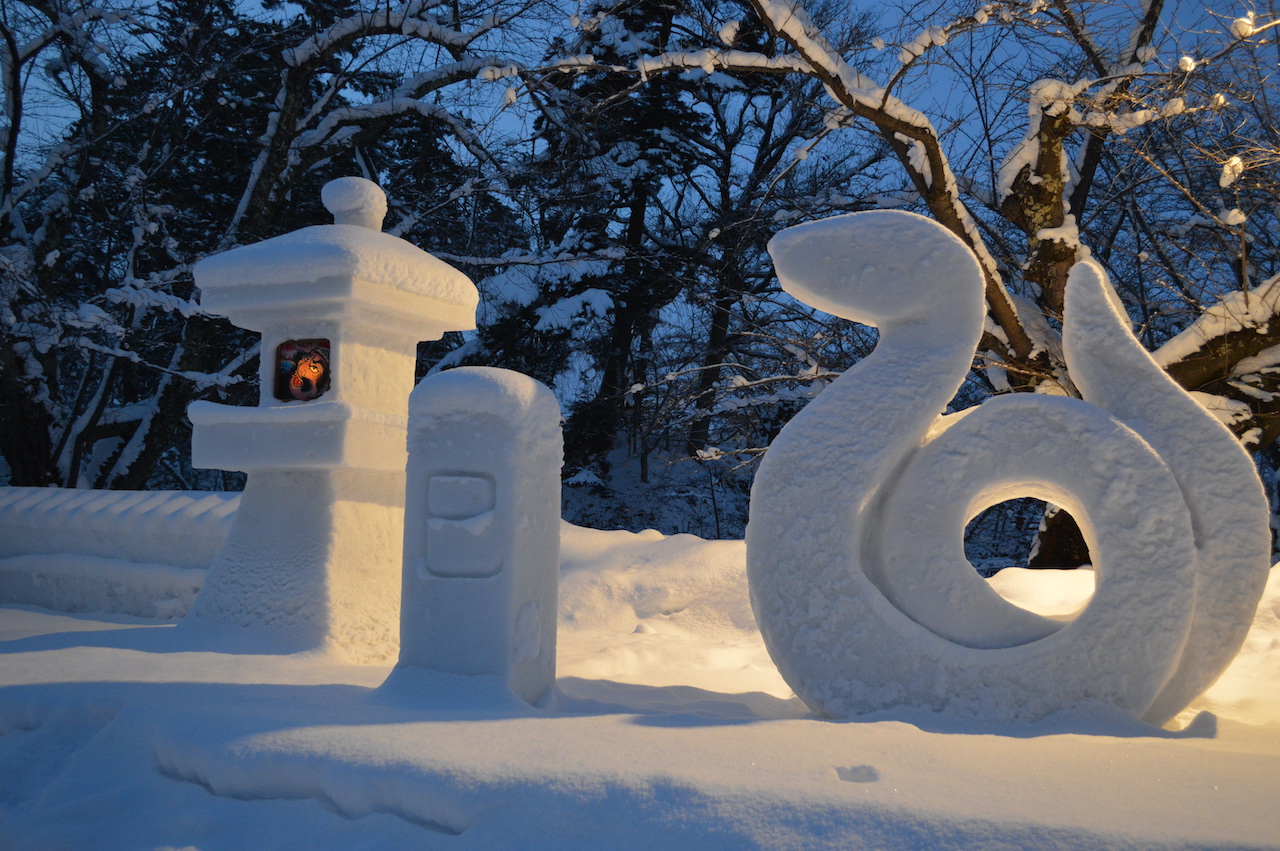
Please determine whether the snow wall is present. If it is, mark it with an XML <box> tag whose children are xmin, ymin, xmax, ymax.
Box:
<box><xmin>0</xmin><ymin>487</ymin><xmax>237</xmax><ymax>617</ymax></box>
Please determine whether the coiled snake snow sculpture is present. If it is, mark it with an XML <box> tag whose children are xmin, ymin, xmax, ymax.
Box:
<box><xmin>745</xmin><ymin>211</ymin><xmax>1270</xmax><ymax>724</ymax></box>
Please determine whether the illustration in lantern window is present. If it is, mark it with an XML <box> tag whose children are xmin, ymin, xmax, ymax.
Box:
<box><xmin>274</xmin><ymin>339</ymin><xmax>331</xmax><ymax>401</ymax></box>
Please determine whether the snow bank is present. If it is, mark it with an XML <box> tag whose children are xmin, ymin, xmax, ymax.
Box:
<box><xmin>0</xmin><ymin>488</ymin><xmax>228</xmax><ymax>617</ymax></box>
<box><xmin>2</xmin><ymin>483</ymin><xmax>1274</xmax><ymax>731</ymax></box>
<box><xmin>986</xmin><ymin>565</ymin><xmax>1095</xmax><ymax>617</ymax></box>
<box><xmin>558</xmin><ymin>524</ymin><xmax>790</xmax><ymax>699</ymax></box>
<box><xmin>1188</xmin><ymin>565</ymin><xmax>1280</xmax><ymax>727</ymax></box>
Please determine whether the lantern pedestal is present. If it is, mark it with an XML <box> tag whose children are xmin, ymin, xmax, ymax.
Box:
<box><xmin>187</xmin><ymin>468</ymin><xmax>404</xmax><ymax>659</ymax></box>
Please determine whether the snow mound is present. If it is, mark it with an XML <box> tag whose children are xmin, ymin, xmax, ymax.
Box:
<box><xmin>558</xmin><ymin>523</ymin><xmax>790</xmax><ymax>699</ymax></box>
<box><xmin>1185</xmin><ymin>565</ymin><xmax>1280</xmax><ymax>727</ymax></box>
<box><xmin>986</xmin><ymin>566</ymin><xmax>1095</xmax><ymax>617</ymax></box>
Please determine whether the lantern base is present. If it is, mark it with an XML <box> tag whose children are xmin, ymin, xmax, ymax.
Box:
<box><xmin>182</xmin><ymin>467</ymin><xmax>403</xmax><ymax>663</ymax></box>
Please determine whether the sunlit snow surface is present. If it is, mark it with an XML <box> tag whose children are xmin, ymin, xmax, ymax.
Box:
<box><xmin>2</xmin><ymin>524</ymin><xmax>1279</xmax><ymax>849</ymax></box>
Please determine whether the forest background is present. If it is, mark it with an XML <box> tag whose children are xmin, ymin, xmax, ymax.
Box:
<box><xmin>3</xmin><ymin>0</ymin><xmax>1279</xmax><ymax>570</ymax></box>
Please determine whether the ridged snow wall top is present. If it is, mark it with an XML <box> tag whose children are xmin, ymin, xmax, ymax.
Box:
<box><xmin>0</xmin><ymin>487</ymin><xmax>237</xmax><ymax>570</ymax></box>
<box><xmin>192</xmin><ymin>177</ymin><xmax>478</xmax><ymax>338</ymax></box>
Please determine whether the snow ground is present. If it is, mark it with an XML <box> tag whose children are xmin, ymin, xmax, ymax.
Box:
<box><xmin>2</xmin><ymin>523</ymin><xmax>1279</xmax><ymax>849</ymax></box>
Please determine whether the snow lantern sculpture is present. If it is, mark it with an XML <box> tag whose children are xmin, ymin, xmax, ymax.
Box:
<box><xmin>746</xmin><ymin>210</ymin><xmax>1270</xmax><ymax>725</ymax></box>
<box><xmin>396</xmin><ymin>367</ymin><xmax>563</xmax><ymax>704</ymax></box>
<box><xmin>185</xmin><ymin>177</ymin><xmax>478</xmax><ymax>662</ymax></box>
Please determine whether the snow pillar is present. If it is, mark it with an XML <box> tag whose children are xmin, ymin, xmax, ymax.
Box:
<box><xmin>397</xmin><ymin>367</ymin><xmax>563</xmax><ymax>704</ymax></box>
<box><xmin>184</xmin><ymin>177</ymin><xmax>478</xmax><ymax>662</ymax></box>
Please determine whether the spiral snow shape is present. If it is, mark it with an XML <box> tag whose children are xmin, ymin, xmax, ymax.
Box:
<box><xmin>745</xmin><ymin>211</ymin><xmax>1270</xmax><ymax>724</ymax></box>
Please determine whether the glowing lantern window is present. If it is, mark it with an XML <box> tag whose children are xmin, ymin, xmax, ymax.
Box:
<box><xmin>275</xmin><ymin>339</ymin><xmax>331</xmax><ymax>402</ymax></box>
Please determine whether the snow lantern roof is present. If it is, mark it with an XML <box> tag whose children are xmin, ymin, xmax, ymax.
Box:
<box><xmin>193</xmin><ymin>178</ymin><xmax>478</xmax><ymax>335</ymax></box>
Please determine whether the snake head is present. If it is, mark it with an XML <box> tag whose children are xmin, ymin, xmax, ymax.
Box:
<box><xmin>768</xmin><ymin>210</ymin><xmax>984</xmax><ymax>329</ymax></box>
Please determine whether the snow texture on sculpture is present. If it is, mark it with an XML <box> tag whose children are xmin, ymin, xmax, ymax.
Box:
<box><xmin>396</xmin><ymin>367</ymin><xmax>563</xmax><ymax>705</ymax></box>
<box><xmin>745</xmin><ymin>210</ymin><xmax>1270</xmax><ymax>725</ymax></box>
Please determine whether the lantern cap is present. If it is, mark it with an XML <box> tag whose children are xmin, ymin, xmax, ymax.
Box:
<box><xmin>193</xmin><ymin>178</ymin><xmax>478</xmax><ymax>334</ymax></box>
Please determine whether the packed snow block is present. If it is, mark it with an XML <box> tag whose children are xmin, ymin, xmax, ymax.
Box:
<box><xmin>746</xmin><ymin>211</ymin><xmax>1270</xmax><ymax>725</ymax></box>
<box><xmin>183</xmin><ymin>177</ymin><xmax>480</xmax><ymax>662</ymax></box>
<box><xmin>0</xmin><ymin>487</ymin><xmax>237</xmax><ymax>570</ymax></box>
<box><xmin>397</xmin><ymin>367</ymin><xmax>563</xmax><ymax>705</ymax></box>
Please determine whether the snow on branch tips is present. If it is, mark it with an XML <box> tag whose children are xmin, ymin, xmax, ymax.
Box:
<box><xmin>1231</xmin><ymin>11</ymin><xmax>1259</xmax><ymax>39</ymax></box>
<box><xmin>283</xmin><ymin>2</ymin><xmax>477</xmax><ymax>67</ymax></box>
<box><xmin>105</xmin><ymin>285</ymin><xmax>207</xmax><ymax>320</ymax></box>
<box><xmin>1220</xmin><ymin>155</ymin><xmax>1245</xmax><ymax>188</ymax></box>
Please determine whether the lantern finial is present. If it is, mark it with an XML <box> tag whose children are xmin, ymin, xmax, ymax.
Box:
<box><xmin>322</xmin><ymin>176</ymin><xmax>387</xmax><ymax>230</ymax></box>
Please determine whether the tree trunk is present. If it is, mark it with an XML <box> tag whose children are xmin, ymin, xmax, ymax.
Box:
<box><xmin>0</xmin><ymin>352</ymin><xmax>57</xmax><ymax>485</ymax></box>
<box><xmin>685</xmin><ymin>273</ymin><xmax>739</xmax><ymax>458</ymax></box>
<box><xmin>1028</xmin><ymin>509</ymin><xmax>1091</xmax><ymax>569</ymax></box>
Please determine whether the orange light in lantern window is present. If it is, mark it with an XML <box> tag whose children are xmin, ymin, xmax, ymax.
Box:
<box><xmin>275</xmin><ymin>339</ymin><xmax>331</xmax><ymax>401</ymax></box>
